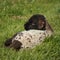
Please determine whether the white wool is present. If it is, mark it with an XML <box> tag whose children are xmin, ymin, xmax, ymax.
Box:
<box><xmin>12</xmin><ymin>30</ymin><xmax>52</xmax><ymax>48</ymax></box>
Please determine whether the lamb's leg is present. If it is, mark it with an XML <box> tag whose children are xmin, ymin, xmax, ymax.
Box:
<box><xmin>4</xmin><ymin>38</ymin><xmax>12</xmax><ymax>47</ymax></box>
<box><xmin>4</xmin><ymin>33</ymin><xmax>18</xmax><ymax>47</ymax></box>
<box><xmin>10</xmin><ymin>40</ymin><xmax>22</xmax><ymax>51</ymax></box>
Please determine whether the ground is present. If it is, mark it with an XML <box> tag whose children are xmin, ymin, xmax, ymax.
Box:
<box><xmin>0</xmin><ymin>0</ymin><xmax>60</xmax><ymax>60</ymax></box>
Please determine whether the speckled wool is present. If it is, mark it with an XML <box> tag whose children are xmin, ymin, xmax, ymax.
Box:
<box><xmin>11</xmin><ymin>30</ymin><xmax>52</xmax><ymax>48</ymax></box>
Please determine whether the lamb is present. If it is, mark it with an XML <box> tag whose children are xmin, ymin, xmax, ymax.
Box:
<box><xmin>4</xmin><ymin>14</ymin><xmax>53</xmax><ymax>51</ymax></box>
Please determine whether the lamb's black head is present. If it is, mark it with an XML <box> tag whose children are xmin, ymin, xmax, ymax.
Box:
<box><xmin>24</xmin><ymin>14</ymin><xmax>46</xmax><ymax>30</ymax></box>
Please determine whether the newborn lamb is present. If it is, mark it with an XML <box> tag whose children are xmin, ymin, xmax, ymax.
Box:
<box><xmin>4</xmin><ymin>14</ymin><xmax>53</xmax><ymax>50</ymax></box>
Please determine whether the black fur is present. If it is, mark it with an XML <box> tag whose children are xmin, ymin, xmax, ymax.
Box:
<box><xmin>24</xmin><ymin>14</ymin><xmax>46</xmax><ymax>30</ymax></box>
<box><xmin>10</xmin><ymin>40</ymin><xmax>22</xmax><ymax>51</ymax></box>
<box><xmin>4</xmin><ymin>38</ymin><xmax>12</xmax><ymax>47</ymax></box>
<box><xmin>4</xmin><ymin>33</ymin><xmax>17</xmax><ymax>47</ymax></box>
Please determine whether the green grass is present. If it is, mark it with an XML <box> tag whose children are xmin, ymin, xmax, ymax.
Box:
<box><xmin>0</xmin><ymin>0</ymin><xmax>60</xmax><ymax>60</ymax></box>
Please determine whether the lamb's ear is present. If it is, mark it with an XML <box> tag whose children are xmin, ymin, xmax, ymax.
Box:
<box><xmin>10</xmin><ymin>40</ymin><xmax>22</xmax><ymax>51</ymax></box>
<box><xmin>46</xmin><ymin>21</ymin><xmax>53</xmax><ymax>32</ymax></box>
<box><xmin>38</xmin><ymin>20</ymin><xmax>46</xmax><ymax>30</ymax></box>
<box><xmin>24</xmin><ymin>22</ymin><xmax>28</xmax><ymax>30</ymax></box>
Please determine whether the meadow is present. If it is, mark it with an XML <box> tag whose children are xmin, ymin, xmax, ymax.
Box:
<box><xmin>0</xmin><ymin>0</ymin><xmax>60</xmax><ymax>60</ymax></box>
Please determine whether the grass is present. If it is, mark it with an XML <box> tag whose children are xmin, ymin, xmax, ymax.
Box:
<box><xmin>0</xmin><ymin>0</ymin><xmax>60</xmax><ymax>60</ymax></box>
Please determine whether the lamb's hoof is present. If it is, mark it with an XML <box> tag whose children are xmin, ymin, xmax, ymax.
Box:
<box><xmin>4</xmin><ymin>38</ymin><xmax>12</xmax><ymax>47</ymax></box>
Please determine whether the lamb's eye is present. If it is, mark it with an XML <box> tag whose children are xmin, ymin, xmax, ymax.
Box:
<box><xmin>32</xmin><ymin>23</ymin><xmax>35</xmax><ymax>25</ymax></box>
